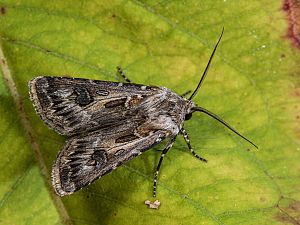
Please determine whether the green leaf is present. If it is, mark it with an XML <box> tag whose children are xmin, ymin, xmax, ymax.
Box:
<box><xmin>0</xmin><ymin>57</ymin><xmax>62</xmax><ymax>223</ymax></box>
<box><xmin>1</xmin><ymin>1</ymin><xmax>300</xmax><ymax>225</ymax></box>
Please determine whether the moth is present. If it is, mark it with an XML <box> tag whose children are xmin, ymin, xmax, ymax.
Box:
<box><xmin>28</xmin><ymin>29</ymin><xmax>257</xmax><ymax>197</ymax></box>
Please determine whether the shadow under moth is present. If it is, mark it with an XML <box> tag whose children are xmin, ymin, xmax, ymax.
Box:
<box><xmin>28</xmin><ymin>28</ymin><xmax>257</xmax><ymax>199</ymax></box>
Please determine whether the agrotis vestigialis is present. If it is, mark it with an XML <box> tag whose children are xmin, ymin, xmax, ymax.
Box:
<box><xmin>28</xmin><ymin>28</ymin><xmax>257</xmax><ymax>199</ymax></box>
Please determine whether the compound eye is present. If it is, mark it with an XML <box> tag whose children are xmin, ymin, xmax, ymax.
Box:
<box><xmin>185</xmin><ymin>113</ymin><xmax>193</xmax><ymax>120</ymax></box>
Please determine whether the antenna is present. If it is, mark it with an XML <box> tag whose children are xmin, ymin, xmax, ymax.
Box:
<box><xmin>189</xmin><ymin>27</ymin><xmax>224</xmax><ymax>100</ymax></box>
<box><xmin>193</xmin><ymin>106</ymin><xmax>258</xmax><ymax>149</ymax></box>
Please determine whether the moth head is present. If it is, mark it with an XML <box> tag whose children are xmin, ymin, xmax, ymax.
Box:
<box><xmin>184</xmin><ymin>101</ymin><xmax>196</xmax><ymax>121</ymax></box>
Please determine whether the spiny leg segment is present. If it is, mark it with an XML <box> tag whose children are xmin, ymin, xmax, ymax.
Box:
<box><xmin>153</xmin><ymin>137</ymin><xmax>176</xmax><ymax>197</ymax></box>
<box><xmin>180</xmin><ymin>128</ymin><xmax>207</xmax><ymax>162</ymax></box>
<box><xmin>181</xmin><ymin>90</ymin><xmax>192</xmax><ymax>98</ymax></box>
<box><xmin>117</xmin><ymin>66</ymin><xmax>131</xmax><ymax>83</ymax></box>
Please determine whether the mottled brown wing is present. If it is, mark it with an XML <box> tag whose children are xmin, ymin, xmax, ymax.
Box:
<box><xmin>52</xmin><ymin>129</ymin><xmax>168</xmax><ymax>196</ymax></box>
<box><xmin>29</xmin><ymin>76</ymin><xmax>161</xmax><ymax>136</ymax></box>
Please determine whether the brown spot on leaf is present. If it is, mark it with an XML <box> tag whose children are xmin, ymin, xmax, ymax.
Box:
<box><xmin>293</xmin><ymin>87</ymin><xmax>300</xmax><ymax>98</ymax></box>
<box><xmin>0</xmin><ymin>6</ymin><xmax>6</xmax><ymax>15</ymax></box>
<box><xmin>275</xmin><ymin>198</ymin><xmax>300</xmax><ymax>224</ymax></box>
<box><xmin>275</xmin><ymin>212</ymin><xmax>297</xmax><ymax>224</ymax></box>
<box><xmin>282</xmin><ymin>0</ymin><xmax>300</xmax><ymax>51</ymax></box>
<box><xmin>260</xmin><ymin>196</ymin><xmax>266</xmax><ymax>202</ymax></box>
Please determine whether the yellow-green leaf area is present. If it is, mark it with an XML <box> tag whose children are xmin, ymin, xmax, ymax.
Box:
<box><xmin>0</xmin><ymin>73</ymin><xmax>62</xmax><ymax>224</ymax></box>
<box><xmin>0</xmin><ymin>0</ymin><xmax>299</xmax><ymax>225</ymax></box>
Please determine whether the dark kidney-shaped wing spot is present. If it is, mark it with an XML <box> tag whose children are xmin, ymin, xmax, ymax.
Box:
<box><xmin>92</xmin><ymin>150</ymin><xmax>107</xmax><ymax>167</ymax></box>
<box><xmin>104</xmin><ymin>98</ymin><xmax>127</xmax><ymax>108</ymax></box>
<box><xmin>115</xmin><ymin>134</ymin><xmax>139</xmax><ymax>143</ymax></box>
<box><xmin>74</xmin><ymin>86</ymin><xmax>93</xmax><ymax>106</ymax></box>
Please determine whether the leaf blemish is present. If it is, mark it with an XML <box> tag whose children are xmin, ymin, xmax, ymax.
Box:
<box><xmin>275</xmin><ymin>199</ymin><xmax>300</xmax><ymax>224</ymax></box>
<box><xmin>0</xmin><ymin>6</ymin><xmax>6</xmax><ymax>15</ymax></box>
<box><xmin>282</xmin><ymin>0</ymin><xmax>300</xmax><ymax>51</ymax></box>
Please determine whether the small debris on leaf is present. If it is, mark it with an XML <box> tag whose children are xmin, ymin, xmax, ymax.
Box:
<box><xmin>144</xmin><ymin>199</ymin><xmax>161</xmax><ymax>209</ymax></box>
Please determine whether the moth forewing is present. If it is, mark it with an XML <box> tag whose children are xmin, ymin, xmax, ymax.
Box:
<box><xmin>28</xmin><ymin>76</ymin><xmax>162</xmax><ymax>136</ymax></box>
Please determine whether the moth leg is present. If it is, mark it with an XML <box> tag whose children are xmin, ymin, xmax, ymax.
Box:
<box><xmin>180</xmin><ymin>128</ymin><xmax>207</xmax><ymax>162</ymax></box>
<box><xmin>153</xmin><ymin>137</ymin><xmax>176</xmax><ymax>197</ymax></box>
<box><xmin>181</xmin><ymin>90</ymin><xmax>192</xmax><ymax>98</ymax></box>
<box><xmin>117</xmin><ymin>66</ymin><xmax>131</xmax><ymax>83</ymax></box>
